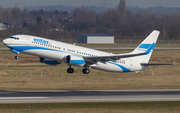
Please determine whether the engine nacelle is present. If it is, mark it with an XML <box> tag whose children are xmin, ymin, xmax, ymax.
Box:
<box><xmin>39</xmin><ymin>57</ymin><xmax>60</xmax><ymax>65</ymax></box>
<box><xmin>65</xmin><ymin>55</ymin><xmax>85</xmax><ymax>67</ymax></box>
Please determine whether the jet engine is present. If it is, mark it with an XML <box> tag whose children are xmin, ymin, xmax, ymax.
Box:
<box><xmin>39</xmin><ymin>57</ymin><xmax>60</xmax><ymax>65</ymax></box>
<box><xmin>65</xmin><ymin>55</ymin><xmax>85</xmax><ymax>67</ymax></box>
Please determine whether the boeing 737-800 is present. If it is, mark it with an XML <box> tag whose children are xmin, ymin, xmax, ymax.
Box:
<box><xmin>2</xmin><ymin>30</ymin><xmax>173</xmax><ymax>74</ymax></box>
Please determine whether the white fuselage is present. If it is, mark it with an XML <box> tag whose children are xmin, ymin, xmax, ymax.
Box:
<box><xmin>3</xmin><ymin>35</ymin><xmax>148</xmax><ymax>73</ymax></box>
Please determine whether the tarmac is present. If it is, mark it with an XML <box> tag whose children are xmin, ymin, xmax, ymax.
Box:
<box><xmin>0</xmin><ymin>89</ymin><xmax>180</xmax><ymax>103</ymax></box>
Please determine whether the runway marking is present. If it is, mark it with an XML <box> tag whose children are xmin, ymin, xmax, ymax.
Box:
<box><xmin>0</xmin><ymin>97</ymin><xmax>48</xmax><ymax>100</ymax></box>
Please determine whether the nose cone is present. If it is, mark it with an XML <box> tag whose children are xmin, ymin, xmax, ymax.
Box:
<box><xmin>2</xmin><ymin>38</ymin><xmax>10</xmax><ymax>45</ymax></box>
<box><xmin>2</xmin><ymin>39</ymin><xmax>7</xmax><ymax>45</ymax></box>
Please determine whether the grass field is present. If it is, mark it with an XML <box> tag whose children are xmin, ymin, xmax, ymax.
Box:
<box><xmin>0</xmin><ymin>102</ymin><xmax>180</xmax><ymax>113</ymax></box>
<box><xmin>0</xmin><ymin>49</ymin><xmax>179</xmax><ymax>91</ymax></box>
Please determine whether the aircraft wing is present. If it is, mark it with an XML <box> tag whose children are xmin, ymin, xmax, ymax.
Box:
<box><xmin>83</xmin><ymin>43</ymin><xmax>154</xmax><ymax>63</ymax></box>
<box><xmin>84</xmin><ymin>52</ymin><xmax>146</xmax><ymax>62</ymax></box>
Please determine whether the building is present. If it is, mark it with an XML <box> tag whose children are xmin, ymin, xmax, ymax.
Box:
<box><xmin>77</xmin><ymin>34</ymin><xmax>114</xmax><ymax>44</ymax></box>
<box><xmin>0</xmin><ymin>23</ymin><xmax>7</xmax><ymax>30</ymax></box>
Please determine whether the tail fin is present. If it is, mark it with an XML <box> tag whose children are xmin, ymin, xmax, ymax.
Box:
<box><xmin>132</xmin><ymin>30</ymin><xmax>160</xmax><ymax>63</ymax></box>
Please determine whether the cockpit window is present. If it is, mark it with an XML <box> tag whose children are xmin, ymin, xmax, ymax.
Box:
<box><xmin>11</xmin><ymin>37</ymin><xmax>19</xmax><ymax>40</ymax></box>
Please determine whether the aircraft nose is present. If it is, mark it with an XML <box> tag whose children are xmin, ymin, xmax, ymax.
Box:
<box><xmin>2</xmin><ymin>39</ymin><xmax>9</xmax><ymax>45</ymax></box>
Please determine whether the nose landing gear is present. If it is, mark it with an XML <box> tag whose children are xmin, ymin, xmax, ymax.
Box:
<box><xmin>15</xmin><ymin>55</ymin><xmax>19</xmax><ymax>59</ymax></box>
<box><xmin>11</xmin><ymin>49</ymin><xmax>19</xmax><ymax>59</ymax></box>
<box><xmin>15</xmin><ymin>53</ymin><xmax>19</xmax><ymax>59</ymax></box>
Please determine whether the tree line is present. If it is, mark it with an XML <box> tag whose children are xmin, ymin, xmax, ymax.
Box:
<box><xmin>0</xmin><ymin>7</ymin><xmax>180</xmax><ymax>42</ymax></box>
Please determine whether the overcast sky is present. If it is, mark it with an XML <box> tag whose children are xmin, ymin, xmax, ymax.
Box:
<box><xmin>0</xmin><ymin>0</ymin><xmax>180</xmax><ymax>8</ymax></box>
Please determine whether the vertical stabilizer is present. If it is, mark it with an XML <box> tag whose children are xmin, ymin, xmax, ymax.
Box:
<box><xmin>132</xmin><ymin>30</ymin><xmax>160</xmax><ymax>63</ymax></box>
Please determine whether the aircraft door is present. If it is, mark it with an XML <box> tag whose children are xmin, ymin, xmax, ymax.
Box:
<box><xmin>129</xmin><ymin>60</ymin><xmax>133</xmax><ymax>70</ymax></box>
<box><xmin>25</xmin><ymin>36</ymin><xmax>30</xmax><ymax>46</ymax></box>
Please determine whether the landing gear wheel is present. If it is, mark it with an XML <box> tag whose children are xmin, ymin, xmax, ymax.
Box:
<box><xmin>82</xmin><ymin>68</ymin><xmax>90</xmax><ymax>74</ymax></box>
<box><xmin>67</xmin><ymin>68</ymin><xmax>74</xmax><ymax>74</ymax></box>
<box><xmin>15</xmin><ymin>56</ymin><xmax>19</xmax><ymax>59</ymax></box>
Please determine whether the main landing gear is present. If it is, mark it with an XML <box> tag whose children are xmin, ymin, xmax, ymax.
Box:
<box><xmin>82</xmin><ymin>68</ymin><xmax>90</xmax><ymax>74</ymax></box>
<box><xmin>67</xmin><ymin>65</ymin><xmax>90</xmax><ymax>74</ymax></box>
<box><xmin>67</xmin><ymin>65</ymin><xmax>74</xmax><ymax>74</ymax></box>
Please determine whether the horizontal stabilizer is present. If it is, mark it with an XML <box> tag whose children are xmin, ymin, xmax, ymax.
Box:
<box><xmin>141</xmin><ymin>63</ymin><xmax>174</xmax><ymax>66</ymax></box>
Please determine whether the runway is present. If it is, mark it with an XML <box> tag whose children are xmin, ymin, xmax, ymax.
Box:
<box><xmin>0</xmin><ymin>89</ymin><xmax>180</xmax><ymax>103</ymax></box>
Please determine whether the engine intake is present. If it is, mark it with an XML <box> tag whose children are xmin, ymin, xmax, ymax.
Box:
<box><xmin>39</xmin><ymin>57</ymin><xmax>60</xmax><ymax>65</ymax></box>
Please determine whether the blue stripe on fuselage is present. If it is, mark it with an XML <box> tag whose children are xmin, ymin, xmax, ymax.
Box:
<box><xmin>7</xmin><ymin>45</ymin><xmax>83</xmax><ymax>57</ymax></box>
<box><xmin>107</xmin><ymin>61</ymin><xmax>131</xmax><ymax>72</ymax></box>
<box><xmin>8</xmin><ymin>46</ymin><xmax>61</xmax><ymax>52</ymax></box>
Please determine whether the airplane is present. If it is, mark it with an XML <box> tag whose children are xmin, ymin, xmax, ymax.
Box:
<box><xmin>2</xmin><ymin>30</ymin><xmax>173</xmax><ymax>74</ymax></box>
